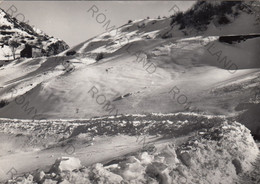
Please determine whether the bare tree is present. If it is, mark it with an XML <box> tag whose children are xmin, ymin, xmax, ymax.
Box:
<box><xmin>8</xmin><ymin>39</ymin><xmax>20</xmax><ymax>60</ymax></box>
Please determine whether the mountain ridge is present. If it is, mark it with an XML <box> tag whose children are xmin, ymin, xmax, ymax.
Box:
<box><xmin>0</xmin><ymin>7</ymin><xmax>69</xmax><ymax>61</ymax></box>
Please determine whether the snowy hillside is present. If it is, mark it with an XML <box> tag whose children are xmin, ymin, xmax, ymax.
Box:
<box><xmin>0</xmin><ymin>1</ymin><xmax>259</xmax><ymax>128</ymax></box>
<box><xmin>0</xmin><ymin>1</ymin><xmax>259</xmax><ymax>183</ymax></box>
<box><xmin>0</xmin><ymin>8</ymin><xmax>69</xmax><ymax>61</ymax></box>
<box><xmin>64</xmin><ymin>1</ymin><xmax>260</xmax><ymax>59</ymax></box>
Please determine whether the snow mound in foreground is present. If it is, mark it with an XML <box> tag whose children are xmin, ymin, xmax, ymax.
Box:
<box><xmin>6</xmin><ymin>121</ymin><xmax>259</xmax><ymax>184</ymax></box>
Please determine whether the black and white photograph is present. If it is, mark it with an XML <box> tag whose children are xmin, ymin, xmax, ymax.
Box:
<box><xmin>0</xmin><ymin>0</ymin><xmax>260</xmax><ymax>183</ymax></box>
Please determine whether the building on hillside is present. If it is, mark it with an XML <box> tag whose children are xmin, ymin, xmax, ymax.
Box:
<box><xmin>20</xmin><ymin>44</ymin><xmax>43</xmax><ymax>58</ymax></box>
<box><xmin>20</xmin><ymin>44</ymin><xmax>32</xmax><ymax>58</ymax></box>
<box><xmin>32</xmin><ymin>46</ymin><xmax>42</xmax><ymax>58</ymax></box>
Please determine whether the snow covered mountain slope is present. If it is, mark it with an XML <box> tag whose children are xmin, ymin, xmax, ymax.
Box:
<box><xmin>0</xmin><ymin>1</ymin><xmax>259</xmax><ymax>136</ymax></box>
<box><xmin>0</xmin><ymin>35</ymin><xmax>259</xmax><ymax>118</ymax></box>
<box><xmin>0</xmin><ymin>8</ymin><xmax>69</xmax><ymax>61</ymax></box>
<box><xmin>63</xmin><ymin>1</ymin><xmax>260</xmax><ymax>58</ymax></box>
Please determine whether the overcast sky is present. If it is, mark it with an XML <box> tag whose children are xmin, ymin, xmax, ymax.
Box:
<box><xmin>0</xmin><ymin>1</ymin><xmax>195</xmax><ymax>47</ymax></box>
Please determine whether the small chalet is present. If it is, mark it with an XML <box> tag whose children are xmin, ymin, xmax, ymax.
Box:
<box><xmin>20</xmin><ymin>44</ymin><xmax>42</xmax><ymax>58</ymax></box>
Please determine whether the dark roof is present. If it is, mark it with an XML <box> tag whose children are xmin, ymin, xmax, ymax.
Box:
<box><xmin>24</xmin><ymin>44</ymin><xmax>41</xmax><ymax>49</ymax></box>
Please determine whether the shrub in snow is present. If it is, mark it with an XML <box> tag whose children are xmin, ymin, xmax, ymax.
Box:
<box><xmin>170</xmin><ymin>1</ymin><xmax>242</xmax><ymax>33</ymax></box>
<box><xmin>66</xmin><ymin>50</ymin><xmax>76</xmax><ymax>56</ymax></box>
<box><xmin>218</xmin><ymin>15</ymin><xmax>231</xmax><ymax>24</ymax></box>
<box><xmin>95</xmin><ymin>52</ymin><xmax>104</xmax><ymax>61</ymax></box>
<box><xmin>0</xmin><ymin>25</ymin><xmax>11</xmax><ymax>30</ymax></box>
<box><xmin>161</xmin><ymin>32</ymin><xmax>173</xmax><ymax>39</ymax></box>
<box><xmin>0</xmin><ymin>100</ymin><xmax>8</xmax><ymax>108</ymax></box>
<box><xmin>170</xmin><ymin>12</ymin><xmax>184</xmax><ymax>26</ymax></box>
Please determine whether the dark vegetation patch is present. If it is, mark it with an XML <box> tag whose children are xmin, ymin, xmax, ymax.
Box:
<box><xmin>0</xmin><ymin>25</ymin><xmax>11</xmax><ymax>30</ymax></box>
<box><xmin>95</xmin><ymin>52</ymin><xmax>104</xmax><ymax>61</ymax></box>
<box><xmin>169</xmin><ymin>1</ymin><xmax>244</xmax><ymax>34</ymax></box>
<box><xmin>0</xmin><ymin>100</ymin><xmax>8</xmax><ymax>108</ymax></box>
<box><xmin>219</xmin><ymin>34</ymin><xmax>260</xmax><ymax>44</ymax></box>
<box><xmin>66</xmin><ymin>50</ymin><xmax>77</xmax><ymax>56</ymax></box>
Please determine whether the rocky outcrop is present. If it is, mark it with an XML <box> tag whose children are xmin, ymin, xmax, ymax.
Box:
<box><xmin>45</xmin><ymin>40</ymin><xmax>70</xmax><ymax>57</ymax></box>
<box><xmin>0</xmin><ymin>8</ymin><xmax>69</xmax><ymax>60</ymax></box>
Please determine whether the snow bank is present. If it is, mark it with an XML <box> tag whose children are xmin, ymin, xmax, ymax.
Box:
<box><xmin>5</xmin><ymin>120</ymin><xmax>259</xmax><ymax>184</ymax></box>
